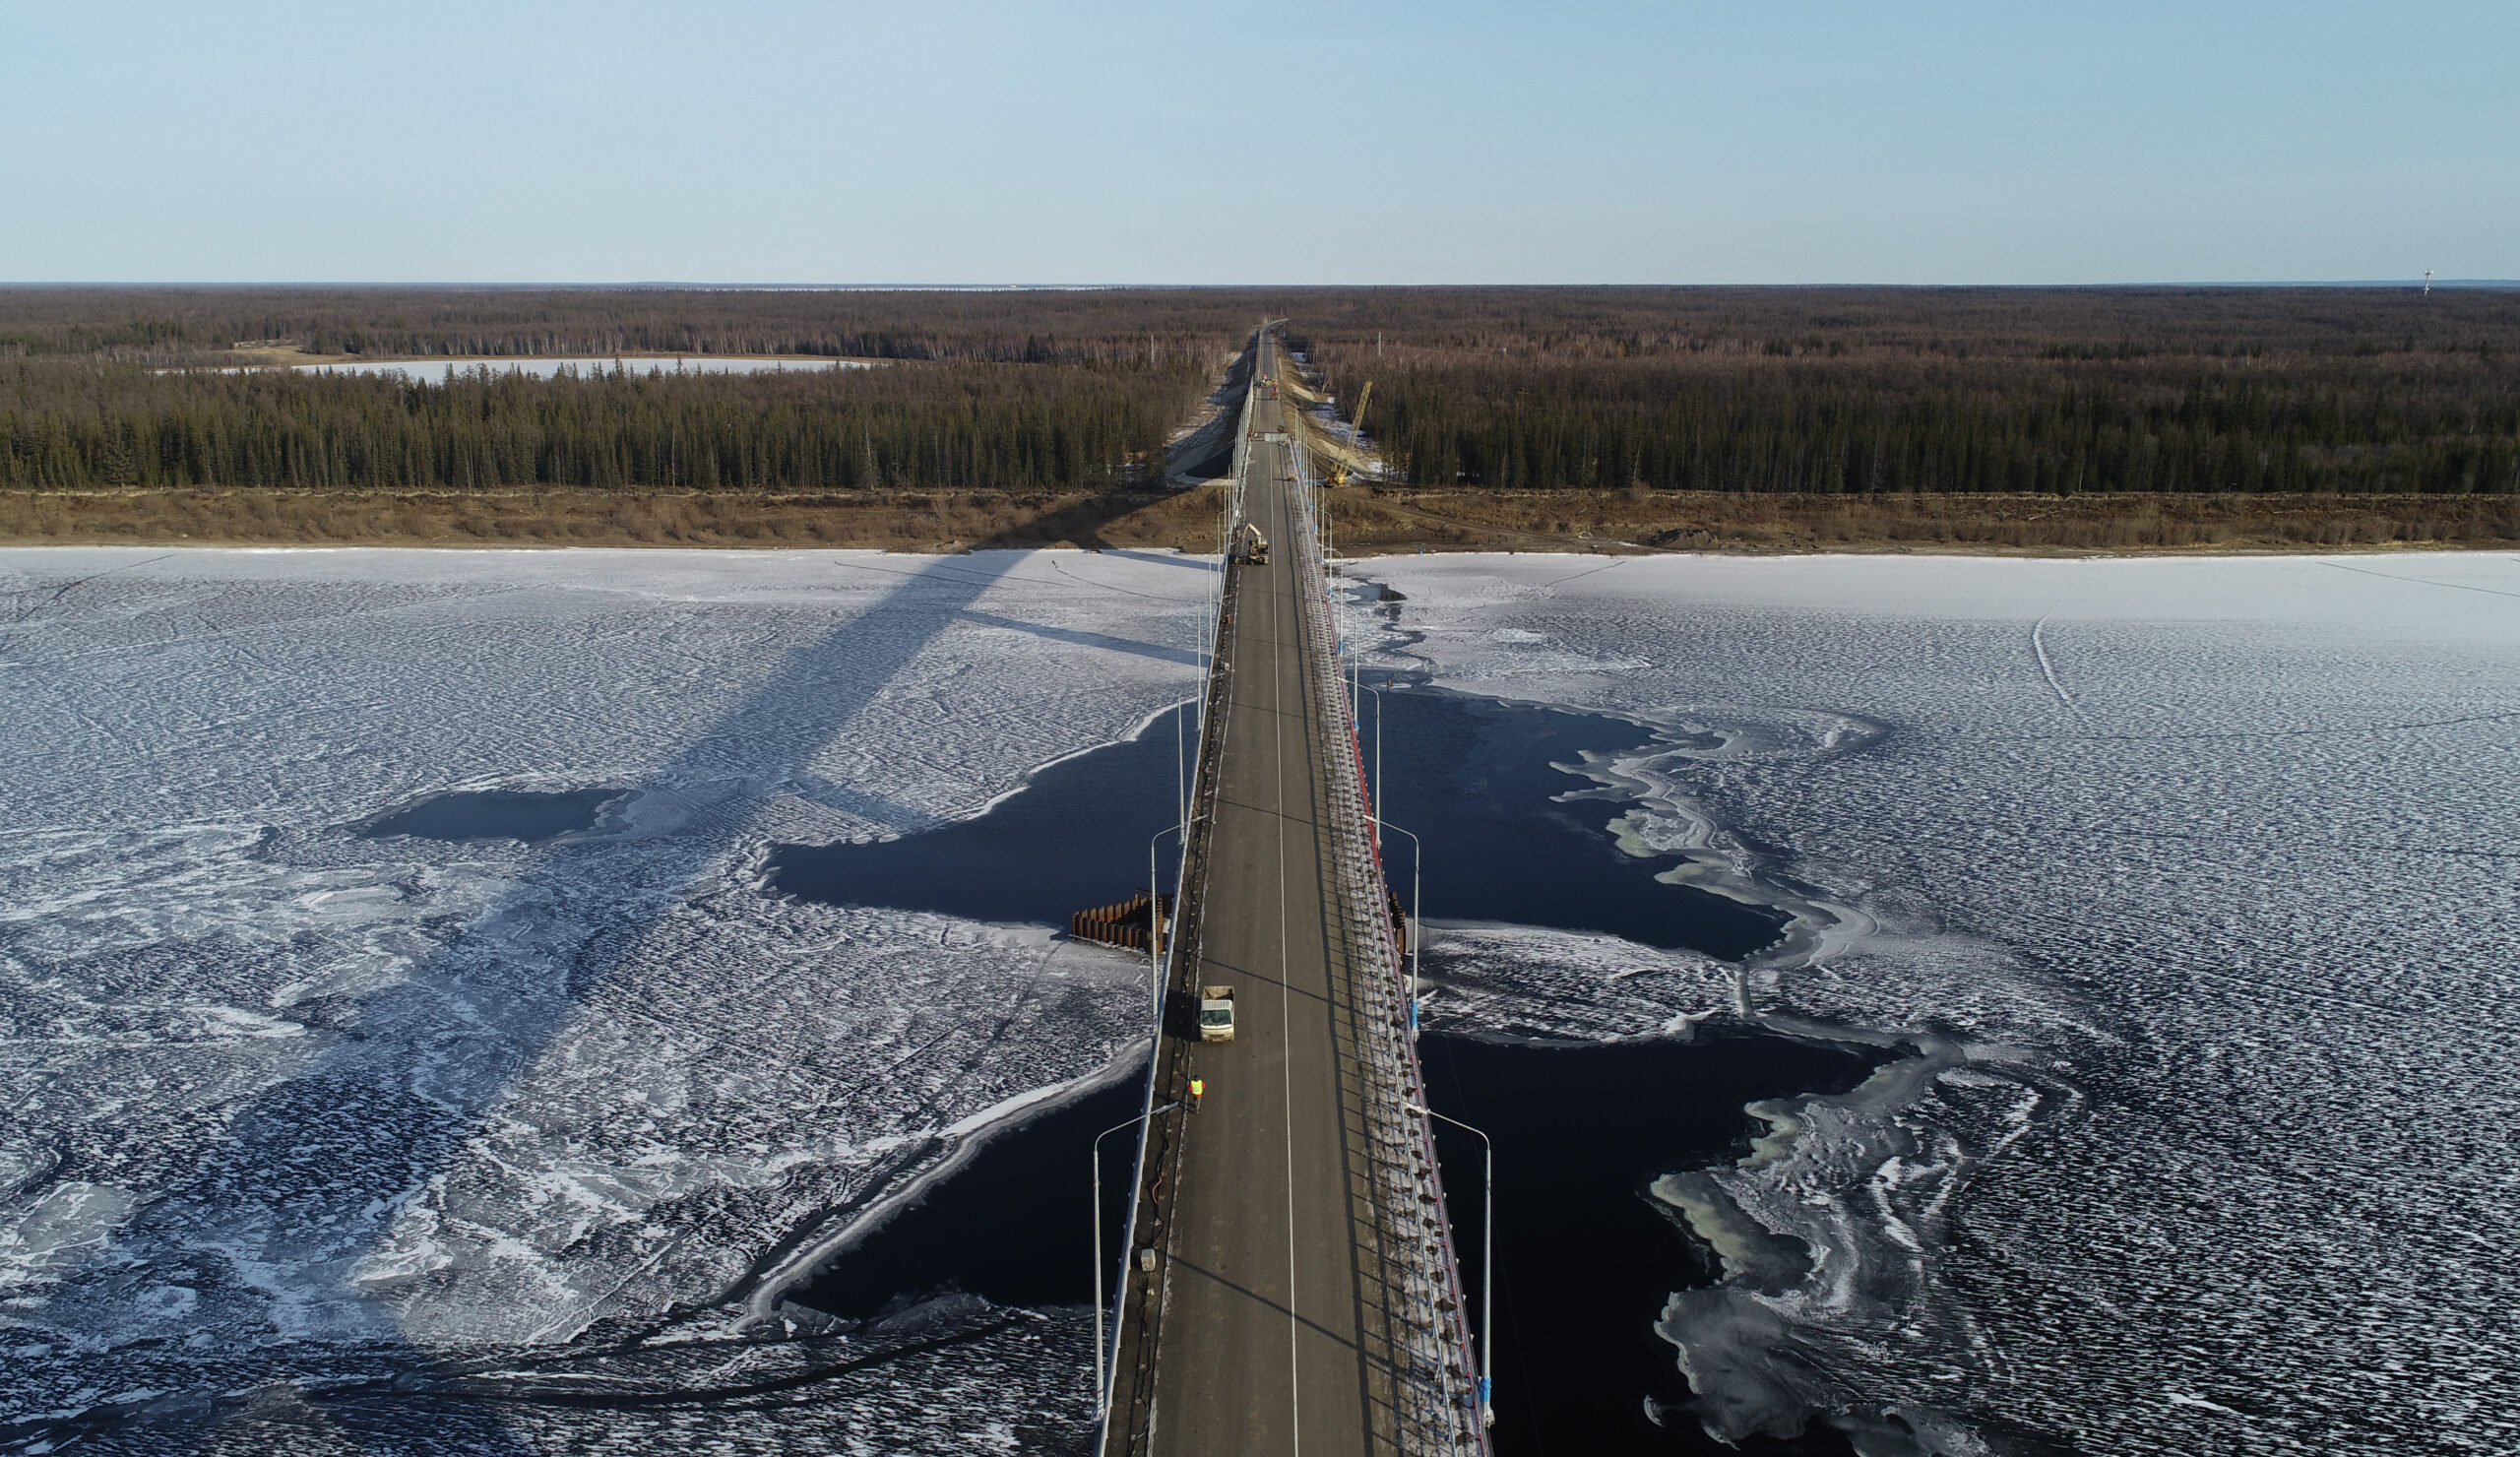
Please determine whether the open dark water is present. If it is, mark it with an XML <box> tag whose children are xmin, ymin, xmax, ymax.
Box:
<box><xmin>794</xmin><ymin>1029</ymin><xmax>1882</xmax><ymax>1454</ymax></box>
<box><xmin>792</xmin><ymin>1073</ymin><xmax>1149</xmax><ymax>1319</ymax></box>
<box><xmin>1368</xmin><ymin>690</ymin><xmax>1788</xmax><ymax>959</ymax></box>
<box><xmin>781</xmin><ymin>687</ymin><xmax>1866</xmax><ymax>1448</ymax></box>
<box><xmin>767</xmin><ymin>708</ymin><xmax>1195</xmax><ymax>922</ymax></box>
<box><xmin>770</xmin><ymin>686</ymin><xmax>1781</xmax><ymax>960</ymax></box>
<box><xmin>365</xmin><ymin>789</ymin><xmax>618</xmax><ymax>843</ymax></box>
<box><xmin>1418</xmin><ymin>1032</ymin><xmax>1884</xmax><ymax>1456</ymax></box>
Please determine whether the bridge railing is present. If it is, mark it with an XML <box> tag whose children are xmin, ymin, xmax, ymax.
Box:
<box><xmin>1097</xmin><ymin>336</ymin><xmax>1260</xmax><ymax>1438</ymax></box>
<box><xmin>1285</xmin><ymin>421</ymin><xmax>1491</xmax><ymax>1455</ymax></box>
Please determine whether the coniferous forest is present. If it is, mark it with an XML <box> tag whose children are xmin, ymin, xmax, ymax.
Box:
<box><xmin>1293</xmin><ymin>287</ymin><xmax>2520</xmax><ymax>496</ymax></box>
<box><xmin>1320</xmin><ymin>351</ymin><xmax>2519</xmax><ymax>495</ymax></box>
<box><xmin>0</xmin><ymin>359</ymin><xmax>1204</xmax><ymax>492</ymax></box>
<box><xmin>0</xmin><ymin>287</ymin><xmax>1249</xmax><ymax>493</ymax></box>
<box><xmin>0</xmin><ymin>286</ymin><xmax>1268</xmax><ymax>364</ymax></box>
<box><xmin>3</xmin><ymin>285</ymin><xmax>2514</xmax><ymax>498</ymax></box>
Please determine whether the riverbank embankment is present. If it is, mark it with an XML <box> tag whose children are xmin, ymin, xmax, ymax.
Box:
<box><xmin>9</xmin><ymin>485</ymin><xmax>2515</xmax><ymax>555</ymax></box>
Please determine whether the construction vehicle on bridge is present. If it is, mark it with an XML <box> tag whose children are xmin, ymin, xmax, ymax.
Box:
<box><xmin>1325</xmin><ymin>380</ymin><xmax>1374</xmax><ymax>487</ymax></box>
<box><xmin>1199</xmin><ymin>985</ymin><xmax>1236</xmax><ymax>1042</ymax></box>
<box><xmin>1238</xmin><ymin>521</ymin><xmax>1270</xmax><ymax>565</ymax></box>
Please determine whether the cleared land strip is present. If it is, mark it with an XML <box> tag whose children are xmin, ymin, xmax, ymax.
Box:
<box><xmin>15</xmin><ymin>484</ymin><xmax>2516</xmax><ymax>554</ymax></box>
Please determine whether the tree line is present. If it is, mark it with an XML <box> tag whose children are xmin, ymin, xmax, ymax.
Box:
<box><xmin>11</xmin><ymin>285</ymin><xmax>2515</xmax><ymax>498</ymax></box>
<box><xmin>1299</xmin><ymin>288</ymin><xmax>2520</xmax><ymax>495</ymax></box>
<box><xmin>30</xmin><ymin>281</ymin><xmax>2509</xmax><ymax>367</ymax></box>
<box><xmin>1319</xmin><ymin>355</ymin><xmax>2520</xmax><ymax>495</ymax></box>
<box><xmin>0</xmin><ymin>359</ymin><xmax>1207</xmax><ymax>493</ymax></box>
<box><xmin>0</xmin><ymin>286</ymin><xmax>1280</xmax><ymax>366</ymax></box>
<box><xmin>1286</xmin><ymin>285</ymin><xmax>2520</xmax><ymax>362</ymax></box>
<box><xmin>23</xmin><ymin>284</ymin><xmax>2506</xmax><ymax>371</ymax></box>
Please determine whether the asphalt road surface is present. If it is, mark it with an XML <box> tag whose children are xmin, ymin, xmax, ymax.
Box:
<box><xmin>1120</xmin><ymin>335</ymin><xmax>1417</xmax><ymax>1456</ymax></box>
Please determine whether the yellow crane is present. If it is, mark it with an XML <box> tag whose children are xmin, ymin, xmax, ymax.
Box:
<box><xmin>1326</xmin><ymin>379</ymin><xmax>1373</xmax><ymax>487</ymax></box>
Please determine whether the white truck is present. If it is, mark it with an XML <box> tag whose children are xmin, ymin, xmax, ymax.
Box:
<box><xmin>1199</xmin><ymin>985</ymin><xmax>1236</xmax><ymax>1043</ymax></box>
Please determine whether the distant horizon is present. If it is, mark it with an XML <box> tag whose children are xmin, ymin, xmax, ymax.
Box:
<box><xmin>5</xmin><ymin>5</ymin><xmax>2510</xmax><ymax>285</ymax></box>
<box><xmin>6</xmin><ymin>280</ymin><xmax>2517</xmax><ymax>292</ymax></box>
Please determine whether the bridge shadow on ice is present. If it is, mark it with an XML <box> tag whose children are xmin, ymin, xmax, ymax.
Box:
<box><xmin>23</xmin><ymin>547</ymin><xmax>1159</xmax><ymax>1453</ymax></box>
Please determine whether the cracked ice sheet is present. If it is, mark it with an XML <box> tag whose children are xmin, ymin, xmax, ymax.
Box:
<box><xmin>1345</xmin><ymin>551</ymin><xmax>2520</xmax><ymax>1457</ymax></box>
<box><xmin>0</xmin><ymin>546</ymin><xmax>1211</xmax><ymax>1450</ymax></box>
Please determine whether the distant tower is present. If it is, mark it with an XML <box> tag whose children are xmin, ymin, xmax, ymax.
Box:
<box><xmin>2424</xmin><ymin>270</ymin><xmax>2433</xmax><ymax>296</ymax></box>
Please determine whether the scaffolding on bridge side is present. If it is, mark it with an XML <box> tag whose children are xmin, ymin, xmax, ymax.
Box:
<box><xmin>1286</xmin><ymin>413</ymin><xmax>1492</xmax><ymax>1455</ymax></box>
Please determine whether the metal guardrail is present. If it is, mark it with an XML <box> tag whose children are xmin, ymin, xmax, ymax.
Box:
<box><xmin>1285</xmin><ymin>420</ymin><xmax>1491</xmax><ymax>1455</ymax></box>
<box><xmin>1101</xmin><ymin>331</ymin><xmax>1485</xmax><ymax>1456</ymax></box>
<box><xmin>1097</xmin><ymin>338</ymin><xmax>1259</xmax><ymax>1450</ymax></box>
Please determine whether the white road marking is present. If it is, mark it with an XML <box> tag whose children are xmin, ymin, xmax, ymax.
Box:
<box><xmin>1269</xmin><ymin>424</ymin><xmax>1305</xmax><ymax>1457</ymax></box>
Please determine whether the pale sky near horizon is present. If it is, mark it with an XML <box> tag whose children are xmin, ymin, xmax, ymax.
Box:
<box><xmin>2</xmin><ymin>1</ymin><xmax>2511</xmax><ymax>285</ymax></box>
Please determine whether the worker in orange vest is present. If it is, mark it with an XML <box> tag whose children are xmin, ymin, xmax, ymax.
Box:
<box><xmin>1188</xmin><ymin>1078</ymin><xmax>1205</xmax><ymax>1111</ymax></box>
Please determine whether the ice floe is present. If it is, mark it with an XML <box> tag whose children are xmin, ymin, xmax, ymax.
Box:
<box><xmin>1349</xmin><ymin>549</ymin><xmax>2520</xmax><ymax>1456</ymax></box>
<box><xmin>0</xmin><ymin>546</ymin><xmax>1210</xmax><ymax>1449</ymax></box>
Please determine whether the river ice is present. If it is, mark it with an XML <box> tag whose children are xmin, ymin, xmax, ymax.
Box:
<box><xmin>0</xmin><ymin>546</ymin><xmax>1211</xmax><ymax>1452</ymax></box>
<box><xmin>1347</xmin><ymin>550</ymin><xmax>2520</xmax><ymax>1456</ymax></box>
<box><xmin>13</xmin><ymin>542</ymin><xmax>2514</xmax><ymax>1454</ymax></box>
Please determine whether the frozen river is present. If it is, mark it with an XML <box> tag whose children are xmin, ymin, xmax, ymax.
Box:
<box><xmin>0</xmin><ymin>545</ymin><xmax>1211</xmax><ymax>1452</ymax></box>
<box><xmin>4</xmin><ymin>544</ymin><xmax>2515</xmax><ymax>1454</ymax></box>
<box><xmin>1344</xmin><ymin>550</ymin><xmax>2520</xmax><ymax>1456</ymax></box>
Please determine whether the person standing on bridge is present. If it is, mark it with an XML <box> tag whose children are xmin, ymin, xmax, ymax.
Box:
<box><xmin>1188</xmin><ymin>1077</ymin><xmax>1205</xmax><ymax>1111</ymax></box>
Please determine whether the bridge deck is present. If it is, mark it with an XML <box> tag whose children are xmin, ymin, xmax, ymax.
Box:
<box><xmin>1103</xmin><ymin>334</ymin><xmax>1476</xmax><ymax>1457</ymax></box>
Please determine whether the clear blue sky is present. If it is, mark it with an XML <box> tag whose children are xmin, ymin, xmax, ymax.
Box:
<box><xmin>3</xmin><ymin>1</ymin><xmax>2511</xmax><ymax>284</ymax></box>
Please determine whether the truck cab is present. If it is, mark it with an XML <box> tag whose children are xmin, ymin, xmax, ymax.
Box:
<box><xmin>1199</xmin><ymin>985</ymin><xmax>1235</xmax><ymax>1042</ymax></box>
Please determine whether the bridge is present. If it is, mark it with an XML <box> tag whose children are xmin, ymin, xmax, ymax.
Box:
<box><xmin>1097</xmin><ymin>330</ymin><xmax>1489</xmax><ymax>1456</ymax></box>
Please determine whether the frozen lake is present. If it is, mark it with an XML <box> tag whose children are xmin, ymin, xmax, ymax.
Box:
<box><xmin>217</xmin><ymin>355</ymin><xmax>871</xmax><ymax>380</ymax></box>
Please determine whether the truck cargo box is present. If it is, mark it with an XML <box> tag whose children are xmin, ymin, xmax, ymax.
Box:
<box><xmin>1199</xmin><ymin>984</ymin><xmax>1235</xmax><ymax>1042</ymax></box>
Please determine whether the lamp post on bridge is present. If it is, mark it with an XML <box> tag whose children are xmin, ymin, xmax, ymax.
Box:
<box><xmin>1174</xmin><ymin>698</ymin><xmax>1189</xmax><ymax>831</ymax></box>
<box><xmin>1147</xmin><ymin>814</ymin><xmax>1208</xmax><ymax>1021</ymax></box>
<box><xmin>1404</xmin><ymin>1102</ymin><xmax>1495</xmax><ymax>1429</ymax></box>
<box><xmin>1091</xmin><ymin>1100</ymin><xmax>1179</xmax><ymax>1421</ymax></box>
<box><xmin>1373</xmin><ymin>816</ymin><xmax>1420</xmax><ymax>1021</ymax></box>
<box><xmin>1358</xmin><ymin>686</ymin><xmax>1386</xmax><ymax>852</ymax></box>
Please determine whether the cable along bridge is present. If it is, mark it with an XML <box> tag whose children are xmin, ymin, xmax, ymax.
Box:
<box><xmin>1097</xmin><ymin>329</ymin><xmax>1489</xmax><ymax>1456</ymax></box>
